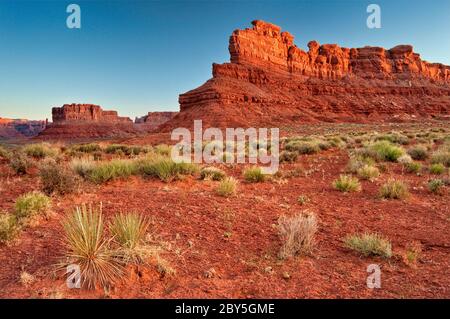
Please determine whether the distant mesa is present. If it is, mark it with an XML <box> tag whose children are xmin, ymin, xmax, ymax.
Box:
<box><xmin>135</xmin><ymin>112</ymin><xmax>177</xmax><ymax>129</ymax></box>
<box><xmin>160</xmin><ymin>19</ymin><xmax>450</xmax><ymax>130</ymax></box>
<box><xmin>52</xmin><ymin>104</ymin><xmax>133</xmax><ymax>124</ymax></box>
<box><xmin>0</xmin><ymin>117</ymin><xmax>47</xmax><ymax>139</ymax></box>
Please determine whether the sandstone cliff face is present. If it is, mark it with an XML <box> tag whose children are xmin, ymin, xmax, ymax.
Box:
<box><xmin>135</xmin><ymin>112</ymin><xmax>177</xmax><ymax>126</ymax></box>
<box><xmin>170</xmin><ymin>20</ymin><xmax>450</xmax><ymax>129</ymax></box>
<box><xmin>52</xmin><ymin>104</ymin><xmax>132</xmax><ymax>123</ymax></box>
<box><xmin>0</xmin><ymin>117</ymin><xmax>47</xmax><ymax>139</ymax></box>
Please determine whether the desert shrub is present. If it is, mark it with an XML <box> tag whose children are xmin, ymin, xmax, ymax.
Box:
<box><xmin>397</xmin><ymin>154</ymin><xmax>413</xmax><ymax>165</ymax></box>
<box><xmin>279</xmin><ymin>150</ymin><xmax>298</xmax><ymax>163</ymax></box>
<box><xmin>70</xmin><ymin>143</ymin><xmax>102</xmax><ymax>153</ymax></box>
<box><xmin>154</xmin><ymin>144</ymin><xmax>171</xmax><ymax>156</ymax></box>
<box><xmin>61</xmin><ymin>205</ymin><xmax>123</xmax><ymax>289</ymax></box>
<box><xmin>333</xmin><ymin>175</ymin><xmax>361</xmax><ymax>192</ymax></box>
<box><xmin>374</xmin><ymin>133</ymin><xmax>409</xmax><ymax>145</ymax></box>
<box><xmin>243</xmin><ymin>166</ymin><xmax>265</xmax><ymax>182</ymax></box>
<box><xmin>88</xmin><ymin>160</ymin><xmax>138</xmax><ymax>184</ymax></box>
<box><xmin>407</xmin><ymin>145</ymin><xmax>428</xmax><ymax>160</ymax></box>
<box><xmin>428</xmin><ymin>179</ymin><xmax>445</xmax><ymax>194</ymax></box>
<box><xmin>14</xmin><ymin>191</ymin><xmax>51</xmax><ymax>220</ymax></box>
<box><xmin>344</xmin><ymin>233</ymin><xmax>392</xmax><ymax>258</ymax></box>
<box><xmin>23</xmin><ymin>143</ymin><xmax>58</xmax><ymax>159</ymax></box>
<box><xmin>0</xmin><ymin>145</ymin><xmax>9</xmax><ymax>159</ymax></box>
<box><xmin>278</xmin><ymin>211</ymin><xmax>318</xmax><ymax>259</ymax></box>
<box><xmin>345</xmin><ymin>156</ymin><xmax>375</xmax><ymax>173</ymax></box>
<box><xmin>216</xmin><ymin>177</ymin><xmax>238</xmax><ymax>197</ymax></box>
<box><xmin>367</xmin><ymin>141</ymin><xmax>405</xmax><ymax>162</ymax></box>
<box><xmin>379</xmin><ymin>179</ymin><xmax>408</xmax><ymax>199</ymax></box>
<box><xmin>71</xmin><ymin>157</ymin><xmax>96</xmax><ymax>178</ymax></box>
<box><xmin>404</xmin><ymin>161</ymin><xmax>422</xmax><ymax>174</ymax></box>
<box><xmin>430</xmin><ymin>150</ymin><xmax>450</xmax><ymax>167</ymax></box>
<box><xmin>429</xmin><ymin>163</ymin><xmax>445</xmax><ymax>175</ymax></box>
<box><xmin>10</xmin><ymin>152</ymin><xmax>30</xmax><ymax>175</ymax></box>
<box><xmin>285</xmin><ymin>140</ymin><xmax>320</xmax><ymax>154</ymax></box>
<box><xmin>0</xmin><ymin>213</ymin><xmax>20</xmax><ymax>244</ymax></box>
<box><xmin>357</xmin><ymin>165</ymin><xmax>380</xmax><ymax>181</ymax></box>
<box><xmin>110</xmin><ymin>212</ymin><xmax>151</xmax><ymax>264</ymax></box>
<box><xmin>105</xmin><ymin>144</ymin><xmax>129</xmax><ymax>155</ymax></box>
<box><xmin>200</xmin><ymin>166</ymin><xmax>226</xmax><ymax>181</ymax></box>
<box><xmin>39</xmin><ymin>160</ymin><xmax>80</xmax><ymax>195</ymax></box>
<box><xmin>138</xmin><ymin>156</ymin><xmax>198</xmax><ymax>182</ymax></box>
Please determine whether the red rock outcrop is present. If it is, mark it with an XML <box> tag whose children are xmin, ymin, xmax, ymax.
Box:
<box><xmin>0</xmin><ymin>117</ymin><xmax>47</xmax><ymax>139</ymax></box>
<box><xmin>135</xmin><ymin>112</ymin><xmax>177</xmax><ymax>130</ymax></box>
<box><xmin>164</xmin><ymin>20</ymin><xmax>450</xmax><ymax>130</ymax></box>
<box><xmin>52</xmin><ymin>104</ymin><xmax>132</xmax><ymax>123</ymax></box>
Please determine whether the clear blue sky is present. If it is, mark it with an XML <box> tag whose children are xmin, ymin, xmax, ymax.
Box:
<box><xmin>0</xmin><ymin>0</ymin><xmax>449</xmax><ymax>120</ymax></box>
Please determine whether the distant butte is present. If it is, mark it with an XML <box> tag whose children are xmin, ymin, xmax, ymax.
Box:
<box><xmin>159</xmin><ymin>20</ymin><xmax>450</xmax><ymax>130</ymax></box>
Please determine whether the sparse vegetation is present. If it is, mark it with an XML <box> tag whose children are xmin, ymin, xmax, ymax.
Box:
<box><xmin>0</xmin><ymin>145</ymin><xmax>9</xmax><ymax>159</ymax></box>
<box><xmin>279</xmin><ymin>150</ymin><xmax>298</xmax><ymax>163</ymax></box>
<box><xmin>71</xmin><ymin>157</ymin><xmax>96</xmax><ymax>178</ymax></box>
<box><xmin>10</xmin><ymin>152</ymin><xmax>30</xmax><ymax>175</ymax></box>
<box><xmin>278</xmin><ymin>211</ymin><xmax>318</xmax><ymax>259</ymax></box>
<box><xmin>379</xmin><ymin>180</ymin><xmax>409</xmax><ymax>199</ymax></box>
<box><xmin>367</xmin><ymin>141</ymin><xmax>405</xmax><ymax>162</ymax></box>
<box><xmin>428</xmin><ymin>179</ymin><xmax>445</xmax><ymax>194</ymax></box>
<box><xmin>285</xmin><ymin>140</ymin><xmax>320</xmax><ymax>154</ymax></box>
<box><xmin>404</xmin><ymin>161</ymin><xmax>422</xmax><ymax>174</ymax></box>
<box><xmin>344</xmin><ymin>233</ymin><xmax>392</xmax><ymax>258</ymax></box>
<box><xmin>61</xmin><ymin>205</ymin><xmax>123</xmax><ymax>289</ymax></box>
<box><xmin>70</xmin><ymin>143</ymin><xmax>102</xmax><ymax>154</ymax></box>
<box><xmin>407</xmin><ymin>145</ymin><xmax>428</xmax><ymax>160</ymax></box>
<box><xmin>243</xmin><ymin>166</ymin><xmax>265</xmax><ymax>182</ymax></box>
<box><xmin>430</xmin><ymin>149</ymin><xmax>450</xmax><ymax>167</ymax></box>
<box><xmin>216</xmin><ymin>177</ymin><xmax>238</xmax><ymax>197</ymax></box>
<box><xmin>357</xmin><ymin>165</ymin><xmax>380</xmax><ymax>181</ymax></box>
<box><xmin>138</xmin><ymin>156</ymin><xmax>198</xmax><ymax>182</ymax></box>
<box><xmin>200</xmin><ymin>166</ymin><xmax>226</xmax><ymax>181</ymax></box>
<box><xmin>333</xmin><ymin>175</ymin><xmax>361</xmax><ymax>192</ymax></box>
<box><xmin>0</xmin><ymin>213</ymin><xmax>20</xmax><ymax>244</ymax></box>
<box><xmin>23</xmin><ymin>143</ymin><xmax>58</xmax><ymax>159</ymax></box>
<box><xmin>88</xmin><ymin>159</ymin><xmax>138</xmax><ymax>184</ymax></box>
<box><xmin>14</xmin><ymin>191</ymin><xmax>51</xmax><ymax>220</ymax></box>
<box><xmin>39</xmin><ymin>159</ymin><xmax>80</xmax><ymax>195</ymax></box>
<box><xmin>429</xmin><ymin>163</ymin><xmax>445</xmax><ymax>175</ymax></box>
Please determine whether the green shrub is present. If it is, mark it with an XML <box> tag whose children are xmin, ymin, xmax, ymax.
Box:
<box><xmin>105</xmin><ymin>144</ymin><xmax>147</xmax><ymax>156</ymax></box>
<box><xmin>88</xmin><ymin>159</ymin><xmax>137</xmax><ymax>184</ymax></box>
<box><xmin>0</xmin><ymin>213</ymin><xmax>20</xmax><ymax>244</ymax></box>
<box><xmin>429</xmin><ymin>163</ymin><xmax>445</xmax><ymax>175</ymax></box>
<box><xmin>71</xmin><ymin>157</ymin><xmax>96</xmax><ymax>178</ymax></box>
<box><xmin>430</xmin><ymin>150</ymin><xmax>450</xmax><ymax>167</ymax></box>
<box><xmin>357</xmin><ymin>165</ymin><xmax>380</xmax><ymax>181</ymax></box>
<box><xmin>216</xmin><ymin>177</ymin><xmax>238</xmax><ymax>197</ymax></box>
<box><xmin>70</xmin><ymin>143</ymin><xmax>102</xmax><ymax>153</ymax></box>
<box><xmin>428</xmin><ymin>179</ymin><xmax>445</xmax><ymax>194</ymax></box>
<box><xmin>10</xmin><ymin>152</ymin><xmax>30</xmax><ymax>175</ymax></box>
<box><xmin>62</xmin><ymin>205</ymin><xmax>123</xmax><ymax>289</ymax></box>
<box><xmin>404</xmin><ymin>161</ymin><xmax>422</xmax><ymax>174</ymax></box>
<box><xmin>154</xmin><ymin>144</ymin><xmax>171</xmax><ymax>156</ymax></box>
<box><xmin>345</xmin><ymin>156</ymin><xmax>375</xmax><ymax>173</ymax></box>
<box><xmin>110</xmin><ymin>212</ymin><xmax>151</xmax><ymax>264</ymax></box>
<box><xmin>200</xmin><ymin>166</ymin><xmax>226</xmax><ymax>181</ymax></box>
<box><xmin>138</xmin><ymin>156</ymin><xmax>198</xmax><ymax>182</ymax></box>
<box><xmin>23</xmin><ymin>143</ymin><xmax>58</xmax><ymax>159</ymax></box>
<box><xmin>374</xmin><ymin>133</ymin><xmax>409</xmax><ymax>145</ymax></box>
<box><xmin>333</xmin><ymin>175</ymin><xmax>361</xmax><ymax>192</ymax></box>
<box><xmin>407</xmin><ymin>145</ymin><xmax>428</xmax><ymax>160</ymax></box>
<box><xmin>379</xmin><ymin>179</ymin><xmax>408</xmax><ymax>199</ymax></box>
<box><xmin>39</xmin><ymin>159</ymin><xmax>80</xmax><ymax>195</ymax></box>
<box><xmin>368</xmin><ymin>141</ymin><xmax>405</xmax><ymax>162</ymax></box>
<box><xmin>243</xmin><ymin>166</ymin><xmax>265</xmax><ymax>182</ymax></box>
<box><xmin>344</xmin><ymin>233</ymin><xmax>392</xmax><ymax>258</ymax></box>
<box><xmin>285</xmin><ymin>141</ymin><xmax>320</xmax><ymax>154</ymax></box>
<box><xmin>279</xmin><ymin>150</ymin><xmax>298</xmax><ymax>163</ymax></box>
<box><xmin>278</xmin><ymin>211</ymin><xmax>318</xmax><ymax>259</ymax></box>
<box><xmin>14</xmin><ymin>191</ymin><xmax>51</xmax><ymax>220</ymax></box>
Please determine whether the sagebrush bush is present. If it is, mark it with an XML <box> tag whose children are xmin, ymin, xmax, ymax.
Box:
<box><xmin>154</xmin><ymin>144</ymin><xmax>171</xmax><ymax>156</ymax></box>
<box><xmin>71</xmin><ymin>157</ymin><xmax>96</xmax><ymax>178</ymax></box>
<box><xmin>429</xmin><ymin>163</ymin><xmax>445</xmax><ymax>175</ymax></box>
<box><xmin>368</xmin><ymin>141</ymin><xmax>405</xmax><ymax>162</ymax></box>
<box><xmin>278</xmin><ymin>211</ymin><xmax>318</xmax><ymax>259</ymax></box>
<box><xmin>243</xmin><ymin>166</ymin><xmax>265</xmax><ymax>182</ymax></box>
<box><xmin>333</xmin><ymin>175</ymin><xmax>361</xmax><ymax>192</ymax></box>
<box><xmin>374</xmin><ymin>133</ymin><xmax>409</xmax><ymax>145</ymax></box>
<box><xmin>379</xmin><ymin>179</ymin><xmax>408</xmax><ymax>199</ymax></box>
<box><xmin>404</xmin><ymin>161</ymin><xmax>422</xmax><ymax>174</ymax></box>
<box><xmin>138</xmin><ymin>156</ymin><xmax>198</xmax><ymax>182</ymax></box>
<box><xmin>105</xmin><ymin>144</ymin><xmax>147</xmax><ymax>156</ymax></box>
<box><xmin>430</xmin><ymin>150</ymin><xmax>450</xmax><ymax>167</ymax></box>
<box><xmin>23</xmin><ymin>143</ymin><xmax>58</xmax><ymax>159</ymax></box>
<box><xmin>397</xmin><ymin>154</ymin><xmax>413</xmax><ymax>165</ymax></box>
<box><xmin>88</xmin><ymin>159</ymin><xmax>138</xmax><ymax>184</ymax></box>
<box><xmin>0</xmin><ymin>213</ymin><xmax>20</xmax><ymax>244</ymax></box>
<box><xmin>62</xmin><ymin>205</ymin><xmax>123</xmax><ymax>289</ymax></box>
<box><xmin>345</xmin><ymin>156</ymin><xmax>375</xmax><ymax>173</ymax></box>
<box><xmin>428</xmin><ymin>179</ymin><xmax>445</xmax><ymax>194</ymax></box>
<box><xmin>285</xmin><ymin>140</ymin><xmax>320</xmax><ymax>154</ymax></box>
<box><xmin>70</xmin><ymin>143</ymin><xmax>102</xmax><ymax>153</ymax></box>
<box><xmin>200</xmin><ymin>166</ymin><xmax>226</xmax><ymax>181</ymax></box>
<box><xmin>39</xmin><ymin>160</ymin><xmax>80</xmax><ymax>195</ymax></box>
<box><xmin>110</xmin><ymin>212</ymin><xmax>151</xmax><ymax>264</ymax></box>
<box><xmin>216</xmin><ymin>177</ymin><xmax>238</xmax><ymax>197</ymax></box>
<box><xmin>357</xmin><ymin>165</ymin><xmax>380</xmax><ymax>181</ymax></box>
<box><xmin>279</xmin><ymin>150</ymin><xmax>298</xmax><ymax>163</ymax></box>
<box><xmin>10</xmin><ymin>152</ymin><xmax>30</xmax><ymax>175</ymax></box>
<box><xmin>407</xmin><ymin>145</ymin><xmax>428</xmax><ymax>160</ymax></box>
<box><xmin>14</xmin><ymin>191</ymin><xmax>51</xmax><ymax>220</ymax></box>
<box><xmin>344</xmin><ymin>233</ymin><xmax>392</xmax><ymax>258</ymax></box>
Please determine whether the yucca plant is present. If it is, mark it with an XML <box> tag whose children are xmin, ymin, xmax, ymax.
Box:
<box><xmin>110</xmin><ymin>213</ymin><xmax>151</xmax><ymax>264</ymax></box>
<box><xmin>61</xmin><ymin>204</ymin><xmax>123</xmax><ymax>289</ymax></box>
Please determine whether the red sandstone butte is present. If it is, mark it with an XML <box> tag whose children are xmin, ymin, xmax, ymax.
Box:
<box><xmin>0</xmin><ymin>117</ymin><xmax>47</xmax><ymax>139</ymax></box>
<box><xmin>135</xmin><ymin>112</ymin><xmax>177</xmax><ymax>130</ymax></box>
<box><xmin>161</xmin><ymin>20</ymin><xmax>450</xmax><ymax>130</ymax></box>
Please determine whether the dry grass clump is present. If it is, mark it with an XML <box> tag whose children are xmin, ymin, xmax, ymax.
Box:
<box><xmin>278</xmin><ymin>211</ymin><xmax>318</xmax><ymax>259</ymax></box>
<box><xmin>0</xmin><ymin>213</ymin><xmax>20</xmax><ymax>244</ymax></box>
<box><xmin>333</xmin><ymin>175</ymin><xmax>361</xmax><ymax>192</ymax></box>
<box><xmin>19</xmin><ymin>271</ymin><xmax>35</xmax><ymax>287</ymax></box>
<box><xmin>429</xmin><ymin>163</ymin><xmax>445</xmax><ymax>175</ymax></box>
<box><xmin>110</xmin><ymin>213</ymin><xmax>152</xmax><ymax>264</ymax></box>
<box><xmin>243</xmin><ymin>166</ymin><xmax>265</xmax><ymax>182</ymax></box>
<box><xmin>357</xmin><ymin>165</ymin><xmax>380</xmax><ymax>181</ymax></box>
<box><xmin>10</xmin><ymin>152</ymin><xmax>31</xmax><ymax>175</ymax></box>
<box><xmin>138</xmin><ymin>156</ymin><xmax>198</xmax><ymax>182</ymax></box>
<box><xmin>404</xmin><ymin>161</ymin><xmax>422</xmax><ymax>174</ymax></box>
<box><xmin>366</xmin><ymin>141</ymin><xmax>405</xmax><ymax>162</ymax></box>
<box><xmin>379</xmin><ymin>179</ymin><xmax>409</xmax><ymax>199</ymax></box>
<box><xmin>428</xmin><ymin>179</ymin><xmax>445</xmax><ymax>194</ymax></box>
<box><xmin>430</xmin><ymin>143</ymin><xmax>450</xmax><ymax>167</ymax></box>
<box><xmin>374</xmin><ymin>132</ymin><xmax>409</xmax><ymax>145</ymax></box>
<box><xmin>70</xmin><ymin>143</ymin><xmax>102</xmax><ymax>154</ymax></box>
<box><xmin>0</xmin><ymin>145</ymin><xmax>9</xmax><ymax>159</ymax></box>
<box><xmin>88</xmin><ymin>159</ymin><xmax>138</xmax><ymax>184</ymax></box>
<box><xmin>279</xmin><ymin>150</ymin><xmax>298</xmax><ymax>163</ymax></box>
<box><xmin>23</xmin><ymin>143</ymin><xmax>59</xmax><ymax>159</ymax></box>
<box><xmin>344</xmin><ymin>233</ymin><xmax>392</xmax><ymax>258</ymax></box>
<box><xmin>345</xmin><ymin>156</ymin><xmax>375</xmax><ymax>173</ymax></box>
<box><xmin>39</xmin><ymin>159</ymin><xmax>81</xmax><ymax>195</ymax></box>
<box><xmin>61</xmin><ymin>205</ymin><xmax>123</xmax><ymax>290</ymax></box>
<box><xmin>71</xmin><ymin>157</ymin><xmax>96</xmax><ymax>178</ymax></box>
<box><xmin>285</xmin><ymin>140</ymin><xmax>320</xmax><ymax>154</ymax></box>
<box><xmin>105</xmin><ymin>144</ymin><xmax>148</xmax><ymax>156</ymax></box>
<box><xmin>407</xmin><ymin>145</ymin><xmax>429</xmax><ymax>160</ymax></box>
<box><xmin>14</xmin><ymin>191</ymin><xmax>51</xmax><ymax>221</ymax></box>
<box><xmin>216</xmin><ymin>177</ymin><xmax>238</xmax><ymax>197</ymax></box>
<box><xmin>200</xmin><ymin>166</ymin><xmax>226</xmax><ymax>181</ymax></box>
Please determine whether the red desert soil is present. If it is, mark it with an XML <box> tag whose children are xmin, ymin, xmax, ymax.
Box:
<box><xmin>0</xmin><ymin>123</ymin><xmax>448</xmax><ymax>299</ymax></box>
